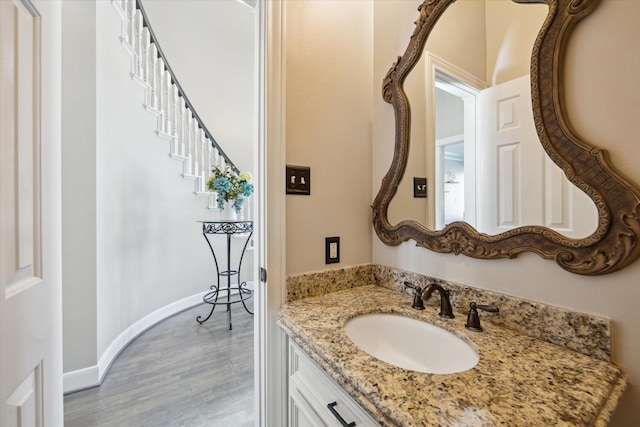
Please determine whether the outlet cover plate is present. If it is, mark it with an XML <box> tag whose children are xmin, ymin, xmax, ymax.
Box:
<box><xmin>325</xmin><ymin>236</ymin><xmax>340</xmax><ymax>264</ymax></box>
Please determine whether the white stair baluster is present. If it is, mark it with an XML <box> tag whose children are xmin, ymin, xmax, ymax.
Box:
<box><xmin>187</xmin><ymin>115</ymin><xmax>194</xmax><ymax>176</ymax></box>
<box><xmin>127</xmin><ymin>1</ymin><xmax>136</xmax><ymax>49</ymax></box>
<box><xmin>192</xmin><ymin>121</ymin><xmax>200</xmax><ymax>178</ymax></box>
<box><xmin>212</xmin><ymin>148</ymin><xmax>220</xmax><ymax>172</ymax></box>
<box><xmin>193</xmin><ymin>124</ymin><xmax>200</xmax><ymax>180</ymax></box>
<box><xmin>193</xmin><ymin>120</ymin><xmax>200</xmax><ymax>177</ymax></box>
<box><xmin>163</xmin><ymin>73</ymin><xmax>172</xmax><ymax>134</ymax></box>
<box><xmin>141</xmin><ymin>27</ymin><xmax>150</xmax><ymax>84</ymax></box>
<box><xmin>148</xmin><ymin>44</ymin><xmax>158</xmax><ymax>109</ymax></box>
<box><xmin>205</xmin><ymin>150</ymin><xmax>216</xmax><ymax>196</ymax></box>
<box><xmin>158</xmin><ymin>74</ymin><xmax>169</xmax><ymax>135</ymax></box>
<box><xmin>195</xmin><ymin>129</ymin><xmax>201</xmax><ymax>190</ymax></box>
<box><xmin>185</xmin><ymin>115</ymin><xmax>191</xmax><ymax>174</ymax></box>
<box><xmin>193</xmin><ymin>123</ymin><xmax>200</xmax><ymax>180</ymax></box>
<box><xmin>157</xmin><ymin>61</ymin><xmax>165</xmax><ymax>119</ymax></box>
<box><xmin>179</xmin><ymin>100</ymin><xmax>187</xmax><ymax>157</ymax></box>
<box><xmin>171</xmin><ymin>93</ymin><xmax>181</xmax><ymax>156</ymax></box>
<box><xmin>159</xmin><ymin>70</ymin><xmax>167</xmax><ymax>125</ymax></box>
<box><xmin>200</xmin><ymin>129</ymin><xmax>207</xmax><ymax>192</ymax></box>
<box><xmin>133</xmin><ymin>10</ymin><xmax>143</xmax><ymax>78</ymax></box>
<box><xmin>166</xmin><ymin>77</ymin><xmax>175</xmax><ymax>135</ymax></box>
<box><xmin>128</xmin><ymin>0</ymin><xmax>135</xmax><ymax>21</ymax></box>
<box><xmin>205</xmin><ymin>139</ymin><xmax>212</xmax><ymax>183</ymax></box>
<box><xmin>171</xmin><ymin>85</ymin><xmax>179</xmax><ymax>138</ymax></box>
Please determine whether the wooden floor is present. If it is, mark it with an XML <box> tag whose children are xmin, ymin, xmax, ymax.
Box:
<box><xmin>64</xmin><ymin>301</ymin><xmax>254</xmax><ymax>427</ymax></box>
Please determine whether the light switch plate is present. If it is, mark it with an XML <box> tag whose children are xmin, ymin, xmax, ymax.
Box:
<box><xmin>414</xmin><ymin>177</ymin><xmax>427</xmax><ymax>198</ymax></box>
<box><xmin>286</xmin><ymin>165</ymin><xmax>311</xmax><ymax>195</ymax></box>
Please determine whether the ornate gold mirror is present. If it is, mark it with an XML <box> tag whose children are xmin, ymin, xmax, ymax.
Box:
<box><xmin>372</xmin><ymin>0</ymin><xmax>640</xmax><ymax>275</ymax></box>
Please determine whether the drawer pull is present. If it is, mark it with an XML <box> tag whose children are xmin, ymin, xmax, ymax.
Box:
<box><xmin>327</xmin><ymin>401</ymin><xmax>356</xmax><ymax>427</ymax></box>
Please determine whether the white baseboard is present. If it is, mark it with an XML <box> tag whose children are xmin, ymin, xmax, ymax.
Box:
<box><xmin>62</xmin><ymin>366</ymin><xmax>100</xmax><ymax>394</ymax></box>
<box><xmin>63</xmin><ymin>291</ymin><xmax>206</xmax><ymax>394</ymax></box>
<box><xmin>63</xmin><ymin>282</ymin><xmax>255</xmax><ymax>394</ymax></box>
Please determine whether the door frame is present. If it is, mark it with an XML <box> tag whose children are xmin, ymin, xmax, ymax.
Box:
<box><xmin>255</xmin><ymin>0</ymin><xmax>287</xmax><ymax>426</ymax></box>
<box><xmin>425</xmin><ymin>52</ymin><xmax>485</xmax><ymax>230</ymax></box>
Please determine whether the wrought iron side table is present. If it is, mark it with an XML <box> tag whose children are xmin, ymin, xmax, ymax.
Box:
<box><xmin>197</xmin><ymin>221</ymin><xmax>253</xmax><ymax>330</ymax></box>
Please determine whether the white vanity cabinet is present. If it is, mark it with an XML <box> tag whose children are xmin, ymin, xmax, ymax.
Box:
<box><xmin>288</xmin><ymin>341</ymin><xmax>381</xmax><ymax>427</ymax></box>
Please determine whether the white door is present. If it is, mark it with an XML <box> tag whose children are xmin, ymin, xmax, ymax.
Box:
<box><xmin>1</xmin><ymin>1</ymin><xmax>62</xmax><ymax>426</ymax></box>
<box><xmin>476</xmin><ymin>75</ymin><xmax>597</xmax><ymax>237</ymax></box>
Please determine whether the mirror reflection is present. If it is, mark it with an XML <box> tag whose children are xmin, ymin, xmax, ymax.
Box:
<box><xmin>387</xmin><ymin>0</ymin><xmax>598</xmax><ymax>238</ymax></box>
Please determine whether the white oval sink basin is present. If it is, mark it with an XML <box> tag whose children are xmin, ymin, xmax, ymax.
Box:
<box><xmin>344</xmin><ymin>313</ymin><xmax>478</xmax><ymax>374</ymax></box>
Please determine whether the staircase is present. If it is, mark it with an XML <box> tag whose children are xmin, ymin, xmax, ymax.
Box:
<box><xmin>110</xmin><ymin>0</ymin><xmax>246</xmax><ymax>214</ymax></box>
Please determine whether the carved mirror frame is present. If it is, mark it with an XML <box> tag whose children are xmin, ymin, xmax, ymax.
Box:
<box><xmin>372</xmin><ymin>0</ymin><xmax>640</xmax><ymax>275</ymax></box>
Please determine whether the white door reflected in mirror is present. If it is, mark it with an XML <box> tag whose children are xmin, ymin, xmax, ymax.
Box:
<box><xmin>432</xmin><ymin>72</ymin><xmax>598</xmax><ymax>238</ymax></box>
<box><xmin>388</xmin><ymin>0</ymin><xmax>598</xmax><ymax>239</ymax></box>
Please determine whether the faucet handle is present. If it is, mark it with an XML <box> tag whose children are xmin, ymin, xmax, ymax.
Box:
<box><xmin>404</xmin><ymin>282</ymin><xmax>425</xmax><ymax>310</ymax></box>
<box><xmin>465</xmin><ymin>302</ymin><xmax>499</xmax><ymax>332</ymax></box>
<box><xmin>404</xmin><ymin>281</ymin><xmax>420</xmax><ymax>292</ymax></box>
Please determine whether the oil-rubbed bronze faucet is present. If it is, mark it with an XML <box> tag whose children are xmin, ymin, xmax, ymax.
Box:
<box><xmin>421</xmin><ymin>283</ymin><xmax>455</xmax><ymax>319</ymax></box>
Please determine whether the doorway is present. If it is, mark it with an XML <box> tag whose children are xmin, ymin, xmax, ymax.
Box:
<box><xmin>60</xmin><ymin>0</ymin><xmax>272</xmax><ymax>425</ymax></box>
<box><xmin>425</xmin><ymin>53</ymin><xmax>485</xmax><ymax>230</ymax></box>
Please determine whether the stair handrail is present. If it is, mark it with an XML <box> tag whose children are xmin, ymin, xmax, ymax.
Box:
<box><xmin>135</xmin><ymin>0</ymin><xmax>240</xmax><ymax>174</ymax></box>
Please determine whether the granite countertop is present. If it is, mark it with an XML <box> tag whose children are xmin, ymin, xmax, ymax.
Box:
<box><xmin>278</xmin><ymin>285</ymin><xmax>627</xmax><ymax>427</ymax></box>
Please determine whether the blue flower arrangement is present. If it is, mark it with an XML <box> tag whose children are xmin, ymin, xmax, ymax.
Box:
<box><xmin>206</xmin><ymin>166</ymin><xmax>254</xmax><ymax>213</ymax></box>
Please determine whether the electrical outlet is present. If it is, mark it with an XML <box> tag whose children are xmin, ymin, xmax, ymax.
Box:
<box><xmin>329</xmin><ymin>242</ymin><xmax>338</xmax><ymax>258</ymax></box>
<box><xmin>325</xmin><ymin>237</ymin><xmax>340</xmax><ymax>264</ymax></box>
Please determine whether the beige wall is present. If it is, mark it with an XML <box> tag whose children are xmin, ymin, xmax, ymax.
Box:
<box><xmin>373</xmin><ymin>1</ymin><xmax>640</xmax><ymax>424</ymax></box>
<box><xmin>485</xmin><ymin>0</ymin><xmax>547</xmax><ymax>85</ymax></box>
<box><xmin>424</xmin><ymin>0</ymin><xmax>488</xmax><ymax>82</ymax></box>
<box><xmin>285</xmin><ymin>0</ymin><xmax>373</xmax><ymax>275</ymax></box>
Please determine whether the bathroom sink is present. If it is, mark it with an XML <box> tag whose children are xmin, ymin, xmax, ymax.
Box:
<box><xmin>344</xmin><ymin>313</ymin><xmax>478</xmax><ymax>374</ymax></box>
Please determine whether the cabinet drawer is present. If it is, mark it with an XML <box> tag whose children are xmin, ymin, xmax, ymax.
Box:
<box><xmin>288</xmin><ymin>341</ymin><xmax>380</xmax><ymax>427</ymax></box>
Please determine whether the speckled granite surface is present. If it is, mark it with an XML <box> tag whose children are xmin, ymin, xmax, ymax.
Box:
<box><xmin>287</xmin><ymin>264</ymin><xmax>612</xmax><ymax>361</ymax></box>
<box><xmin>278</xmin><ymin>285</ymin><xmax>627</xmax><ymax>427</ymax></box>
<box><xmin>286</xmin><ymin>264</ymin><xmax>373</xmax><ymax>302</ymax></box>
